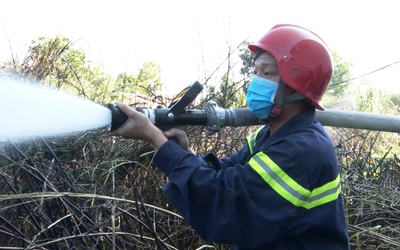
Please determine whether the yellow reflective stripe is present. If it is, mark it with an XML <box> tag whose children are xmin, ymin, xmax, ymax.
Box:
<box><xmin>308</xmin><ymin>176</ymin><xmax>341</xmax><ymax>207</ymax></box>
<box><xmin>248</xmin><ymin>152</ymin><xmax>341</xmax><ymax>209</ymax></box>
<box><xmin>246</xmin><ymin>127</ymin><xmax>263</xmax><ymax>155</ymax></box>
<box><xmin>246</xmin><ymin>133</ymin><xmax>256</xmax><ymax>154</ymax></box>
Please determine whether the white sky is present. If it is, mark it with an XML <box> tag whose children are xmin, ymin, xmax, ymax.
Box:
<box><xmin>1</xmin><ymin>0</ymin><xmax>400</xmax><ymax>95</ymax></box>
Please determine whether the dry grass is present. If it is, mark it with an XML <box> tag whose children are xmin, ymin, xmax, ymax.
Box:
<box><xmin>0</xmin><ymin>131</ymin><xmax>215</xmax><ymax>249</ymax></box>
<box><xmin>1</xmin><ymin>126</ymin><xmax>399</xmax><ymax>249</ymax></box>
<box><xmin>336</xmin><ymin>129</ymin><xmax>400</xmax><ymax>249</ymax></box>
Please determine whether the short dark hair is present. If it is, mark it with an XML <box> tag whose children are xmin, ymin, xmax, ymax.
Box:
<box><xmin>253</xmin><ymin>49</ymin><xmax>267</xmax><ymax>64</ymax></box>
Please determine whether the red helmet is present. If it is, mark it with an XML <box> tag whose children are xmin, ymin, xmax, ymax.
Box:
<box><xmin>248</xmin><ymin>24</ymin><xmax>333</xmax><ymax>110</ymax></box>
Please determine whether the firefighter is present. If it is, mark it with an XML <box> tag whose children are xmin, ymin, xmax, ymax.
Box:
<box><xmin>111</xmin><ymin>24</ymin><xmax>350</xmax><ymax>249</ymax></box>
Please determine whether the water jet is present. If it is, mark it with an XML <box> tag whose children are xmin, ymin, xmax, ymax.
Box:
<box><xmin>0</xmin><ymin>78</ymin><xmax>112</xmax><ymax>140</ymax></box>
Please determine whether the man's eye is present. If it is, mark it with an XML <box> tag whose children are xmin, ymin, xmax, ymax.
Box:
<box><xmin>264</xmin><ymin>72</ymin><xmax>270</xmax><ymax>76</ymax></box>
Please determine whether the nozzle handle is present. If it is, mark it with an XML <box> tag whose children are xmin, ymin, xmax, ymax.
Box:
<box><xmin>108</xmin><ymin>103</ymin><xmax>128</xmax><ymax>131</ymax></box>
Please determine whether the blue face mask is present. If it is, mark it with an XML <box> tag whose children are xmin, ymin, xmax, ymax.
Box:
<box><xmin>245</xmin><ymin>75</ymin><xmax>279</xmax><ymax>119</ymax></box>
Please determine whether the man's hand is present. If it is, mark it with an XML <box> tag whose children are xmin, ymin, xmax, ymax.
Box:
<box><xmin>109</xmin><ymin>102</ymin><xmax>168</xmax><ymax>149</ymax></box>
<box><xmin>164</xmin><ymin>128</ymin><xmax>195</xmax><ymax>154</ymax></box>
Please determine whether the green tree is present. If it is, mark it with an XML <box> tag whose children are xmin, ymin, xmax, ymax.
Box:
<box><xmin>15</xmin><ymin>36</ymin><xmax>115</xmax><ymax>103</ymax></box>
<box><xmin>328</xmin><ymin>51</ymin><xmax>353</xmax><ymax>97</ymax></box>
<box><xmin>238</xmin><ymin>41</ymin><xmax>253</xmax><ymax>79</ymax></box>
<box><xmin>136</xmin><ymin>61</ymin><xmax>163</xmax><ymax>96</ymax></box>
<box><xmin>207</xmin><ymin>74</ymin><xmax>246</xmax><ymax>109</ymax></box>
<box><xmin>238</xmin><ymin>41</ymin><xmax>253</xmax><ymax>95</ymax></box>
<box><xmin>20</xmin><ymin>36</ymin><xmax>73</xmax><ymax>83</ymax></box>
<box><xmin>113</xmin><ymin>61</ymin><xmax>164</xmax><ymax>105</ymax></box>
<box><xmin>203</xmin><ymin>41</ymin><xmax>250</xmax><ymax>109</ymax></box>
<box><xmin>389</xmin><ymin>93</ymin><xmax>400</xmax><ymax>114</ymax></box>
<box><xmin>114</xmin><ymin>72</ymin><xmax>137</xmax><ymax>102</ymax></box>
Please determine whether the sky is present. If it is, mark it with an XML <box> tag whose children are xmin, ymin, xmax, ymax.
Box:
<box><xmin>1</xmin><ymin>0</ymin><xmax>400</xmax><ymax>95</ymax></box>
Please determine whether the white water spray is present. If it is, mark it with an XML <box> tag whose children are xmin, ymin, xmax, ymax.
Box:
<box><xmin>0</xmin><ymin>79</ymin><xmax>112</xmax><ymax>140</ymax></box>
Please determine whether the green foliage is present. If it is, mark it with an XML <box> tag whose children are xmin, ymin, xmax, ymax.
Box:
<box><xmin>115</xmin><ymin>72</ymin><xmax>137</xmax><ymax>102</ymax></box>
<box><xmin>207</xmin><ymin>74</ymin><xmax>246</xmax><ymax>109</ymax></box>
<box><xmin>328</xmin><ymin>51</ymin><xmax>353</xmax><ymax>98</ymax></box>
<box><xmin>204</xmin><ymin>41</ymin><xmax>251</xmax><ymax>109</ymax></box>
<box><xmin>352</xmin><ymin>86</ymin><xmax>400</xmax><ymax>158</ymax></box>
<box><xmin>12</xmin><ymin>36</ymin><xmax>115</xmax><ymax>104</ymax></box>
<box><xmin>389</xmin><ymin>93</ymin><xmax>400</xmax><ymax>112</ymax></box>
<box><xmin>4</xmin><ymin>36</ymin><xmax>164</xmax><ymax>106</ymax></box>
<box><xmin>21</xmin><ymin>36</ymin><xmax>73</xmax><ymax>82</ymax></box>
<box><xmin>82</xmin><ymin>64</ymin><xmax>115</xmax><ymax>104</ymax></box>
<box><xmin>237</xmin><ymin>41</ymin><xmax>253</xmax><ymax>96</ymax></box>
<box><xmin>112</xmin><ymin>61</ymin><xmax>164</xmax><ymax>105</ymax></box>
<box><xmin>238</xmin><ymin>41</ymin><xmax>253</xmax><ymax>79</ymax></box>
<box><xmin>137</xmin><ymin>61</ymin><xmax>163</xmax><ymax>95</ymax></box>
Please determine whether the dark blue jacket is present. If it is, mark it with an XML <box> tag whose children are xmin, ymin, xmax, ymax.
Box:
<box><xmin>153</xmin><ymin>108</ymin><xmax>350</xmax><ymax>249</ymax></box>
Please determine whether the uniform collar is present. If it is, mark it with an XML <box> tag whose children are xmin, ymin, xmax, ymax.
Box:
<box><xmin>268</xmin><ymin>107</ymin><xmax>316</xmax><ymax>139</ymax></box>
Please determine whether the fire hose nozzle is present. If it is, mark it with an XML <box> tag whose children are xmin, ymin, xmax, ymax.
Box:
<box><xmin>107</xmin><ymin>103</ymin><xmax>128</xmax><ymax>131</ymax></box>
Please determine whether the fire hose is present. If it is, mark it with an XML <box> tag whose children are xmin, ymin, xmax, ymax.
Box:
<box><xmin>107</xmin><ymin>81</ymin><xmax>400</xmax><ymax>134</ymax></box>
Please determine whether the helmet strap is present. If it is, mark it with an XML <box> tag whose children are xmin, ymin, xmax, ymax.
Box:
<box><xmin>284</xmin><ymin>92</ymin><xmax>306</xmax><ymax>103</ymax></box>
<box><xmin>263</xmin><ymin>80</ymin><xmax>307</xmax><ymax>122</ymax></box>
<box><xmin>263</xmin><ymin>80</ymin><xmax>286</xmax><ymax>122</ymax></box>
